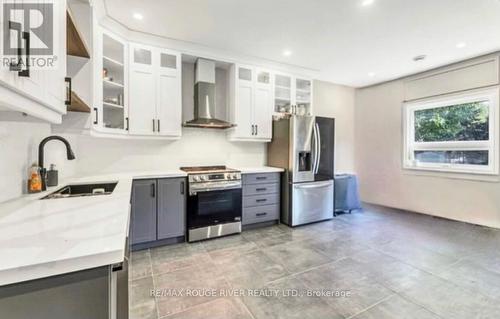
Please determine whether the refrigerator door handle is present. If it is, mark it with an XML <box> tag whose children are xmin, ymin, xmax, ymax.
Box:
<box><xmin>311</xmin><ymin>125</ymin><xmax>316</xmax><ymax>174</ymax></box>
<box><xmin>314</xmin><ymin>123</ymin><xmax>321</xmax><ymax>174</ymax></box>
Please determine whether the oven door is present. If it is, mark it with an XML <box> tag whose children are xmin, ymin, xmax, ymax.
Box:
<box><xmin>187</xmin><ymin>188</ymin><xmax>242</xmax><ymax>229</ymax></box>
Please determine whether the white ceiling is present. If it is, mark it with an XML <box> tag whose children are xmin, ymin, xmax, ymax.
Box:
<box><xmin>104</xmin><ymin>0</ymin><xmax>500</xmax><ymax>87</ymax></box>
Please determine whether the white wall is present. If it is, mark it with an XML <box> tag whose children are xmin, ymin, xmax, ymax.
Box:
<box><xmin>313</xmin><ymin>80</ymin><xmax>356</xmax><ymax>173</ymax></box>
<box><xmin>0</xmin><ymin>121</ymin><xmax>79</xmax><ymax>203</ymax></box>
<box><xmin>355</xmin><ymin>66</ymin><xmax>500</xmax><ymax>228</ymax></box>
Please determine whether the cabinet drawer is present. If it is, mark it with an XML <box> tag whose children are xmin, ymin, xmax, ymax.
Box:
<box><xmin>243</xmin><ymin>183</ymin><xmax>279</xmax><ymax>196</ymax></box>
<box><xmin>243</xmin><ymin>173</ymin><xmax>280</xmax><ymax>185</ymax></box>
<box><xmin>243</xmin><ymin>205</ymin><xmax>279</xmax><ymax>225</ymax></box>
<box><xmin>243</xmin><ymin>193</ymin><xmax>279</xmax><ymax>207</ymax></box>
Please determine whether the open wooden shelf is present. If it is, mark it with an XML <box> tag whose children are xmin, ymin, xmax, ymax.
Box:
<box><xmin>67</xmin><ymin>9</ymin><xmax>90</xmax><ymax>58</ymax></box>
<box><xmin>67</xmin><ymin>91</ymin><xmax>91</xmax><ymax>113</ymax></box>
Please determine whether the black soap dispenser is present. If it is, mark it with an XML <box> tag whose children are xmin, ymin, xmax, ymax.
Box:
<box><xmin>46</xmin><ymin>164</ymin><xmax>58</xmax><ymax>187</ymax></box>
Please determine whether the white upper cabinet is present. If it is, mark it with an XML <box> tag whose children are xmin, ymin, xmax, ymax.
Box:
<box><xmin>254</xmin><ymin>69</ymin><xmax>273</xmax><ymax>139</ymax></box>
<box><xmin>233</xmin><ymin>66</ymin><xmax>254</xmax><ymax>139</ymax></box>
<box><xmin>93</xmin><ymin>28</ymin><xmax>128</xmax><ymax>134</ymax></box>
<box><xmin>44</xmin><ymin>0</ymin><xmax>67</xmax><ymax>112</ymax></box>
<box><xmin>129</xmin><ymin>44</ymin><xmax>156</xmax><ymax>135</ymax></box>
<box><xmin>294</xmin><ymin>77</ymin><xmax>312</xmax><ymax>115</ymax></box>
<box><xmin>90</xmin><ymin>24</ymin><xmax>182</xmax><ymax>139</ymax></box>
<box><xmin>128</xmin><ymin>43</ymin><xmax>181</xmax><ymax>138</ymax></box>
<box><xmin>274</xmin><ymin>73</ymin><xmax>313</xmax><ymax>116</ymax></box>
<box><xmin>129</xmin><ymin>44</ymin><xmax>182</xmax><ymax>138</ymax></box>
<box><xmin>229</xmin><ymin>65</ymin><xmax>273</xmax><ymax>142</ymax></box>
<box><xmin>156</xmin><ymin>49</ymin><xmax>182</xmax><ymax>137</ymax></box>
<box><xmin>0</xmin><ymin>0</ymin><xmax>67</xmax><ymax>123</ymax></box>
<box><xmin>274</xmin><ymin>73</ymin><xmax>292</xmax><ymax>113</ymax></box>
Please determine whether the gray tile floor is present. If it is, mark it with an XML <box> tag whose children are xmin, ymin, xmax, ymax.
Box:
<box><xmin>129</xmin><ymin>204</ymin><xmax>500</xmax><ymax>319</ymax></box>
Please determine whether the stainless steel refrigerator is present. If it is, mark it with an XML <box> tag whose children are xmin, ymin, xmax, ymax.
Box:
<box><xmin>268</xmin><ymin>115</ymin><xmax>335</xmax><ymax>226</ymax></box>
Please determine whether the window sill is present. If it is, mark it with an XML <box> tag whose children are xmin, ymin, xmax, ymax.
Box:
<box><xmin>402</xmin><ymin>166</ymin><xmax>500</xmax><ymax>183</ymax></box>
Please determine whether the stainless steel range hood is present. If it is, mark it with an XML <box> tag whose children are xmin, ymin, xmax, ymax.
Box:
<box><xmin>183</xmin><ymin>59</ymin><xmax>235</xmax><ymax>129</ymax></box>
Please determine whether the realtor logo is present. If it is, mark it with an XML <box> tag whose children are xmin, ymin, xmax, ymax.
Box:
<box><xmin>1</xmin><ymin>1</ymin><xmax>59</xmax><ymax>70</ymax></box>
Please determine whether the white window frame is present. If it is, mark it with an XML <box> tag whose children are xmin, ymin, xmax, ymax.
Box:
<box><xmin>403</xmin><ymin>87</ymin><xmax>499</xmax><ymax>175</ymax></box>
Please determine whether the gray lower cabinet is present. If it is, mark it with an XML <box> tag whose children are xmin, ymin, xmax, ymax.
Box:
<box><xmin>131</xmin><ymin>179</ymin><xmax>157</xmax><ymax>244</ymax></box>
<box><xmin>157</xmin><ymin>178</ymin><xmax>186</xmax><ymax>240</ymax></box>
<box><xmin>242</xmin><ymin>173</ymin><xmax>280</xmax><ymax>226</ymax></box>
<box><xmin>0</xmin><ymin>267</ymin><xmax>111</xmax><ymax>319</ymax></box>
<box><xmin>131</xmin><ymin>178</ymin><xmax>186</xmax><ymax>247</ymax></box>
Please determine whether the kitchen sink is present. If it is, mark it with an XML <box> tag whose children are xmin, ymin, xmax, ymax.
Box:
<box><xmin>41</xmin><ymin>182</ymin><xmax>118</xmax><ymax>199</ymax></box>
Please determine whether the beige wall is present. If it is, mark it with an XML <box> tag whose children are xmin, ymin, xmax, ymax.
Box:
<box><xmin>313</xmin><ymin>80</ymin><xmax>356</xmax><ymax>173</ymax></box>
<box><xmin>355</xmin><ymin>68</ymin><xmax>500</xmax><ymax>228</ymax></box>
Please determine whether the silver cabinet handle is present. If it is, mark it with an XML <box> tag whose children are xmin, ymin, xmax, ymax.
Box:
<box><xmin>256</xmin><ymin>125</ymin><xmax>258</xmax><ymax>136</ymax></box>
<box><xmin>152</xmin><ymin>119</ymin><xmax>156</xmax><ymax>132</ymax></box>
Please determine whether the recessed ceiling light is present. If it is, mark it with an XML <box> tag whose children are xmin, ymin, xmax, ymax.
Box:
<box><xmin>456</xmin><ymin>42</ymin><xmax>467</xmax><ymax>49</ymax></box>
<box><xmin>413</xmin><ymin>54</ymin><xmax>427</xmax><ymax>62</ymax></box>
<box><xmin>361</xmin><ymin>0</ymin><xmax>375</xmax><ymax>6</ymax></box>
<box><xmin>368</xmin><ymin>72</ymin><xmax>376</xmax><ymax>77</ymax></box>
<box><xmin>282</xmin><ymin>50</ymin><xmax>292</xmax><ymax>57</ymax></box>
<box><xmin>133</xmin><ymin>13</ymin><xmax>143</xmax><ymax>20</ymax></box>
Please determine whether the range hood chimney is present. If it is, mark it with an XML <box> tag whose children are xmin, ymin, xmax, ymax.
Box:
<box><xmin>183</xmin><ymin>58</ymin><xmax>235</xmax><ymax>129</ymax></box>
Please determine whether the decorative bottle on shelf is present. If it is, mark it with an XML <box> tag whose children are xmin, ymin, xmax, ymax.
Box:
<box><xmin>28</xmin><ymin>164</ymin><xmax>42</xmax><ymax>193</ymax></box>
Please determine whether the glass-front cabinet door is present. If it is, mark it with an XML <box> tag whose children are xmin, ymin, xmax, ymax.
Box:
<box><xmin>274</xmin><ymin>74</ymin><xmax>292</xmax><ymax>114</ymax></box>
<box><xmin>295</xmin><ymin>78</ymin><xmax>312</xmax><ymax>116</ymax></box>
<box><xmin>97</xmin><ymin>30</ymin><xmax>127</xmax><ymax>132</ymax></box>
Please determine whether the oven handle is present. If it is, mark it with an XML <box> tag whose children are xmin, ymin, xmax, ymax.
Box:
<box><xmin>189</xmin><ymin>184</ymin><xmax>242</xmax><ymax>195</ymax></box>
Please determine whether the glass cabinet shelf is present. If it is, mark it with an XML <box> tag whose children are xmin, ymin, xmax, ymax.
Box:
<box><xmin>101</xmin><ymin>33</ymin><xmax>126</xmax><ymax>130</ymax></box>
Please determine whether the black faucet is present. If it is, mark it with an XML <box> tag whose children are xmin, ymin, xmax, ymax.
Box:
<box><xmin>38</xmin><ymin>135</ymin><xmax>76</xmax><ymax>191</ymax></box>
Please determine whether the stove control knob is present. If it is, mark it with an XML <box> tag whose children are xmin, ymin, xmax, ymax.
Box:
<box><xmin>193</xmin><ymin>176</ymin><xmax>200</xmax><ymax>182</ymax></box>
<box><xmin>232</xmin><ymin>173</ymin><xmax>239</xmax><ymax>180</ymax></box>
<box><xmin>200</xmin><ymin>175</ymin><xmax>207</xmax><ymax>181</ymax></box>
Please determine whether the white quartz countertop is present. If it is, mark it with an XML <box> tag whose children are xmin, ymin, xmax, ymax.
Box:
<box><xmin>237</xmin><ymin>166</ymin><xmax>284</xmax><ymax>174</ymax></box>
<box><xmin>0</xmin><ymin>167</ymin><xmax>282</xmax><ymax>286</ymax></box>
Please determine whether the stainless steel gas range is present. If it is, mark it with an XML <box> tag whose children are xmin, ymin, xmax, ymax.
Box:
<box><xmin>180</xmin><ymin>166</ymin><xmax>242</xmax><ymax>242</ymax></box>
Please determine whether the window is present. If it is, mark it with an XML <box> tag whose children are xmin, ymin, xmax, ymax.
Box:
<box><xmin>403</xmin><ymin>88</ymin><xmax>499</xmax><ymax>175</ymax></box>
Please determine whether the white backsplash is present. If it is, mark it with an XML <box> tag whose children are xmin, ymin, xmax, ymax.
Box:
<box><xmin>70</xmin><ymin>128</ymin><xmax>267</xmax><ymax>176</ymax></box>
<box><xmin>0</xmin><ymin>121</ymin><xmax>59</xmax><ymax>202</ymax></box>
<box><xmin>0</xmin><ymin>122</ymin><xmax>266</xmax><ymax>203</ymax></box>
